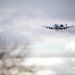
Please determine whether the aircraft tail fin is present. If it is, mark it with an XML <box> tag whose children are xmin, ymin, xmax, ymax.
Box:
<box><xmin>66</xmin><ymin>24</ymin><xmax>67</xmax><ymax>27</ymax></box>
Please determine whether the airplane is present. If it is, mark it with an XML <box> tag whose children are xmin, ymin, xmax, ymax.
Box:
<box><xmin>43</xmin><ymin>24</ymin><xmax>74</xmax><ymax>30</ymax></box>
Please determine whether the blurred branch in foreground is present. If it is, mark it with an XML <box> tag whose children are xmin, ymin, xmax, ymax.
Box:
<box><xmin>0</xmin><ymin>34</ymin><xmax>36</xmax><ymax>75</ymax></box>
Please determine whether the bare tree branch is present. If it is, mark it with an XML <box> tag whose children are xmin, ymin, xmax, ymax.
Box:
<box><xmin>0</xmin><ymin>34</ymin><xmax>36</xmax><ymax>75</ymax></box>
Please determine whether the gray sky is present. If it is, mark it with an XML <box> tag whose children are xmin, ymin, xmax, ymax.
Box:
<box><xmin>0</xmin><ymin>0</ymin><xmax>75</xmax><ymax>74</ymax></box>
<box><xmin>0</xmin><ymin>0</ymin><xmax>75</xmax><ymax>57</ymax></box>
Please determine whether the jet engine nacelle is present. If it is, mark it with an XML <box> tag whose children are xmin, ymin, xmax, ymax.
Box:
<box><xmin>60</xmin><ymin>24</ymin><xmax>64</xmax><ymax>27</ymax></box>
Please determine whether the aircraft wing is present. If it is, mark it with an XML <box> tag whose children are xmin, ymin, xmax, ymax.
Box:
<box><xmin>43</xmin><ymin>26</ymin><xmax>54</xmax><ymax>29</ymax></box>
<box><xmin>64</xmin><ymin>26</ymin><xmax>74</xmax><ymax>29</ymax></box>
<box><xmin>67</xmin><ymin>26</ymin><xmax>74</xmax><ymax>27</ymax></box>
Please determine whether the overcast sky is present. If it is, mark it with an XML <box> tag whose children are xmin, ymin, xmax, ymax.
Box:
<box><xmin>0</xmin><ymin>0</ymin><xmax>75</xmax><ymax>74</ymax></box>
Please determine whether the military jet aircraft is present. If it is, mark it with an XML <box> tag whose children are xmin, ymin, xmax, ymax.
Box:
<box><xmin>43</xmin><ymin>24</ymin><xmax>74</xmax><ymax>30</ymax></box>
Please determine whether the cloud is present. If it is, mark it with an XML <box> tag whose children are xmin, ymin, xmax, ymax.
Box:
<box><xmin>25</xmin><ymin>58</ymin><xmax>75</xmax><ymax>75</ymax></box>
<box><xmin>49</xmin><ymin>58</ymin><xmax>75</xmax><ymax>75</ymax></box>
<box><xmin>65</xmin><ymin>41</ymin><xmax>75</xmax><ymax>52</ymax></box>
<box><xmin>0</xmin><ymin>1</ymin><xmax>75</xmax><ymax>75</ymax></box>
<box><xmin>63</xmin><ymin>41</ymin><xmax>75</xmax><ymax>57</ymax></box>
<box><xmin>0</xmin><ymin>0</ymin><xmax>75</xmax><ymax>37</ymax></box>
<box><xmin>36</xmin><ymin>70</ymin><xmax>55</xmax><ymax>75</ymax></box>
<box><xmin>36</xmin><ymin>58</ymin><xmax>75</xmax><ymax>75</ymax></box>
<box><xmin>47</xmin><ymin>42</ymin><xmax>75</xmax><ymax>75</ymax></box>
<box><xmin>0</xmin><ymin>0</ymin><xmax>75</xmax><ymax>21</ymax></box>
<box><xmin>0</xmin><ymin>0</ymin><xmax>75</xmax><ymax>58</ymax></box>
